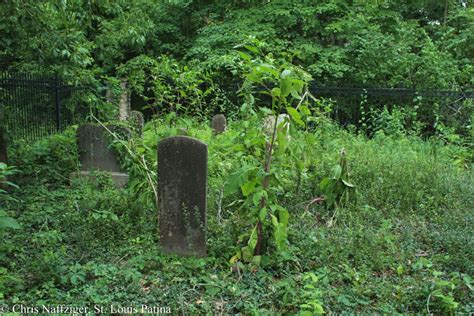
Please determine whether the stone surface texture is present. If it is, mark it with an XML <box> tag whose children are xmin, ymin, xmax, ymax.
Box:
<box><xmin>157</xmin><ymin>136</ymin><xmax>208</xmax><ymax>257</ymax></box>
<box><xmin>212</xmin><ymin>114</ymin><xmax>227</xmax><ymax>134</ymax></box>
<box><xmin>77</xmin><ymin>124</ymin><xmax>124</xmax><ymax>172</ymax></box>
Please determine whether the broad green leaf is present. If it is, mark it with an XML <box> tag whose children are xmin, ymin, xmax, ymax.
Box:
<box><xmin>280</xmin><ymin>69</ymin><xmax>292</xmax><ymax>79</ymax></box>
<box><xmin>259</xmin><ymin>64</ymin><xmax>279</xmax><ymax>77</ymax></box>
<box><xmin>290</xmin><ymin>88</ymin><xmax>302</xmax><ymax>100</ymax></box>
<box><xmin>325</xmin><ymin>192</ymin><xmax>336</xmax><ymax>207</ymax></box>
<box><xmin>271</xmin><ymin>87</ymin><xmax>281</xmax><ymax>97</ymax></box>
<box><xmin>341</xmin><ymin>179</ymin><xmax>355</xmax><ymax>188</ymax></box>
<box><xmin>287</xmin><ymin>107</ymin><xmax>304</xmax><ymax>126</ymax></box>
<box><xmin>224</xmin><ymin>165</ymin><xmax>254</xmax><ymax>197</ymax></box>
<box><xmin>241</xmin><ymin>246</ymin><xmax>253</xmax><ymax>262</ymax></box>
<box><xmin>244</xmin><ymin>45</ymin><xmax>259</xmax><ymax>54</ymax></box>
<box><xmin>252</xmin><ymin>190</ymin><xmax>267</xmax><ymax>206</ymax></box>
<box><xmin>319</xmin><ymin>177</ymin><xmax>330</xmax><ymax>191</ymax></box>
<box><xmin>280</xmin><ymin>79</ymin><xmax>291</xmax><ymax>97</ymax></box>
<box><xmin>313</xmin><ymin>304</ymin><xmax>324</xmax><ymax>315</ymax></box>
<box><xmin>299</xmin><ymin>105</ymin><xmax>311</xmax><ymax>116</ymax></box>
<box><xmin>248</xmin><ymin>225</ymin><xmax>258</xmax><ymax>251</ymax></box>
<box><xmin>259</xmin><ymin>207</ymin><xmax>267</xmax><ymax>221</ymax></box>
<box><xmin>0</xmin><ymin>216</ymin><xmax>21</xmax><ymax>229</ymax></box>
<box><xmin>276</xmin><ymin>129</ymin><xmax>289</xmax><ymax>154</ymax></box>
<box><xmin>237</xmin><ymin>51</ymin><xmax>251</xmax><ymax>61</ymax></box>
<box><xmin>270</xmin><ymin>213</ymin><xmax>279</xmax><ymax>227</ymax></box>
<box><xmin>240</xmin><ymin>178</ymin><xmax>258</xmax><ymax>197</ymax></box>
<box><xmin>251</xmin><ymin>255</ymin><xmax>261</xmax><ymax>266</ymax></box>
<box><xmin>332</xmin><ymin>165</ymin><xmax>342</xmax><ymax>179</ymax></box>
<box><xmin>271</xmin><ymin>214</ymin><xmax>288</xmax><ymax>251</ymax></box>
<box><xmin>278</xmin><ymin>208</ymin><xmax>289</xmax><ymax>226</ymax></box>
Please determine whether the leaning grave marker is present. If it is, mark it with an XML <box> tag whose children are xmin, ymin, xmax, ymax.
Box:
<box><xmin>72</xmin><ymin>123</ymin><xmax>130</xmax><ymax>188</ymax></box>
<box><xmin>157</xmin><ymin>136</ymin><xmax>208</xmax><ymax>257</ymax></box>
<box><xmin>129</xmin><ymin>110</ymin><xmax>145</xmax><ymax>136</ymax></box>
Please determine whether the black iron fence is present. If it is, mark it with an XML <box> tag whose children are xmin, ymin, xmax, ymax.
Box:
<box><xmin>0</xmin><ymin>72</ymin><xmax>90</xmax><ymax>141</ymax></box>
<box><xmin>309</xmin><ymin>84</ymin><xmax>473</xmax><ymax>135</ymax></box>
<box><xmin>1</xmin><ymin>71</ymin><xmax>472</xmax><ymax>141</ymax></box>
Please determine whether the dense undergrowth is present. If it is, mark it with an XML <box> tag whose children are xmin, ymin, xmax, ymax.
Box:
<box><xmin>1</xmin><ymin>1</ymin><xmax>473</xmax><ymax>314</ymax></box>
<box><xmin>1</xmin><ymin>114</ymin><xmax>472</xmax><ymax>314</ymax></box>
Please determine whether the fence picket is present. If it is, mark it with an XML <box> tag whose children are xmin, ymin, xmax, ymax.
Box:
<box><xmin>0</xmin><ymin>72</ymin><xmax>89</xmax><ymax>141</ymax></box>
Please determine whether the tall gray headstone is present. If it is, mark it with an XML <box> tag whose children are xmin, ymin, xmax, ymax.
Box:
<box><xmin>212</xmin><ymin>114</ymin><xmax>226</xmax><ymax>135</ymax></box>
<box><xmin>157</xmin><ymin>136</ymin><xmax>207</xmax><ymax>257</ymax></box>
<box><xmin>74</xmin><ymin>124</ymin><xmax>129</xmax><ymax>187</ymax></box>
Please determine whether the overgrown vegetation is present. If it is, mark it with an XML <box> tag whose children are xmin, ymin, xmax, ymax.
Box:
<box><xmin>1</xmin><ymin>109</ymin><xmax>473</xmax><ymax>313</ymax></box>
<box><xmin>0</xmin><ymin>0</ymin><xmax>473</xmax><ymax>314</ymax></box>
<box><xmin>2</xmin><ymin>0</ymin><xmax>473</xmax><ymax>133</ymax></box>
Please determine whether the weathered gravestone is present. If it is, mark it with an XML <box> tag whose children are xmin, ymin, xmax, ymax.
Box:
<box><xmin>157</xmin><ymin>136</ymin><xmax>207</xmax><ymax>257</ymax></box>
<box><xmin>212</xmin><ymin>114</ymin><xmax>226</xmax><ymax>135</ymax></box>
<box><xmin>263</xmin><ymin>114</ymin><xmax>290</xmax><ymax>138</ymax></box>
<box><xmin>128</xmin><ymin>110</ymin><xmax>145</xmax><ymax>136</ymax></box>
<box><xmin>72</xmin><ymin>124</ymin><xmax>130</xmax><ymax>188</ymax></box>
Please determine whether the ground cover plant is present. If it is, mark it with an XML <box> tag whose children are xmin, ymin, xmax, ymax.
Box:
<box><xmin>1</xmin><ymin>109</ymin><xmax>473</xmax><ymax>314</ymax></box>
<box><xmin>1</xmin><ymin>1</ymin><xmax>473</xmax><ymax>314</ymax></box>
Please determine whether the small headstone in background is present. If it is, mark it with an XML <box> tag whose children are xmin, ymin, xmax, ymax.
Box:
<box><xmin>129</xmin><ymin>110</ymin><xmax>145</xmax><ymax>136</ymax></box>
<box><xmin>212</xmin><ymin>114</ymin><xmax>226</xmax><ymax>135</ymax></box>
<box><xmin>109</xmin><ymin>125</ymin><xmax>132</xmax><ymax>140</ymax></box>
<box><xmin>72</xmin><ymin>124</ymin><xmax>129</xmax><ymax>188</ymax></box>
<box><xmin>177</xmin><ymin>128</ymin><xmax>189</xmax><ymax>136</ymax></box>
<box><xmin>157</xmin><ymin>136</ymin><xmax>208</xmax><ymax>257</ymax></box>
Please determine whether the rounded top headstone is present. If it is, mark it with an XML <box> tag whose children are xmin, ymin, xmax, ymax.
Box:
<box><xmin>212</xmin><ymin>114</ymin><xmax>227</xmax><ymax>134</ymax></box>
<box><xmin>158</xmin><ymin>135</ymin><xmax>207</xmax><ymax>149</ymax></box>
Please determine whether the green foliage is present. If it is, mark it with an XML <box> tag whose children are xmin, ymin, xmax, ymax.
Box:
<box><xmin>2</xmin><ymin>1</ymin><xmax>471</xmax><ymax>133</ymax></box>
<box><xmin>9</xmin><ymin>127</ymin><xmax>79</xmax><ymax>186</ymax></box>
<box><xmin>222</xmin><ymin>39</ymin><xmax>315</xmax><ymax>265</ymax></box>
<box><xmin>1</xmin><ymin>0</ymin><xmax>474</xmax><ymax>313</ymax></box>
<box><xmin>1</xmin><ymin>114</ymin><xmax>473</xmax><ymax>313</ymax></box>
<box><xmin>0</xmin><ymin>163</ymin><xmax>21</xmax><ymax>300</ymax></box>
<box><xmin>298</xmin><ymin>272</ymin><xmax>325</xmax><ymax>315</ymax></box>
<box><xmin>319</xmin><ymin>149</ymin><xmax>355</xmax><ymax>209</ymax></box>
<box><xmin>117</xmin><ymin>55</ymin><xmax>233</xmax><ymax>117</ymax></box>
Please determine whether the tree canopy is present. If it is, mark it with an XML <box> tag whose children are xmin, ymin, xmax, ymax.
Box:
<box><xmin>1</xmin><ymin>0</ymin><xmax>472</xmax><ymax>89</ymax></box>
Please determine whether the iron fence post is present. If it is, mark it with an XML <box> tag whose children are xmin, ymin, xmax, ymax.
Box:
<box><xmin>54</xmin><ymin>75</ymin><xmax>61</xmax><ymax>132</ymax></box>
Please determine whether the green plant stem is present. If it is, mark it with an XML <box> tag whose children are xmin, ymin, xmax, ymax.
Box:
<box><xmin>90</xmin><ymin>114</ymin><xmax>158</xmax><ymax>208</ymax></box>
<box><xmin>255</xmin><ymin>108</ymin><xmax>280</xmax><ymax>256</ymax></box>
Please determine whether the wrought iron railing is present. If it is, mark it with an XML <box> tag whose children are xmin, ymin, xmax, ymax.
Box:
<box><xmin>0</xmin><ymin>72</ymin><xmax>90</xmax><ymax>141</ymax></box>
